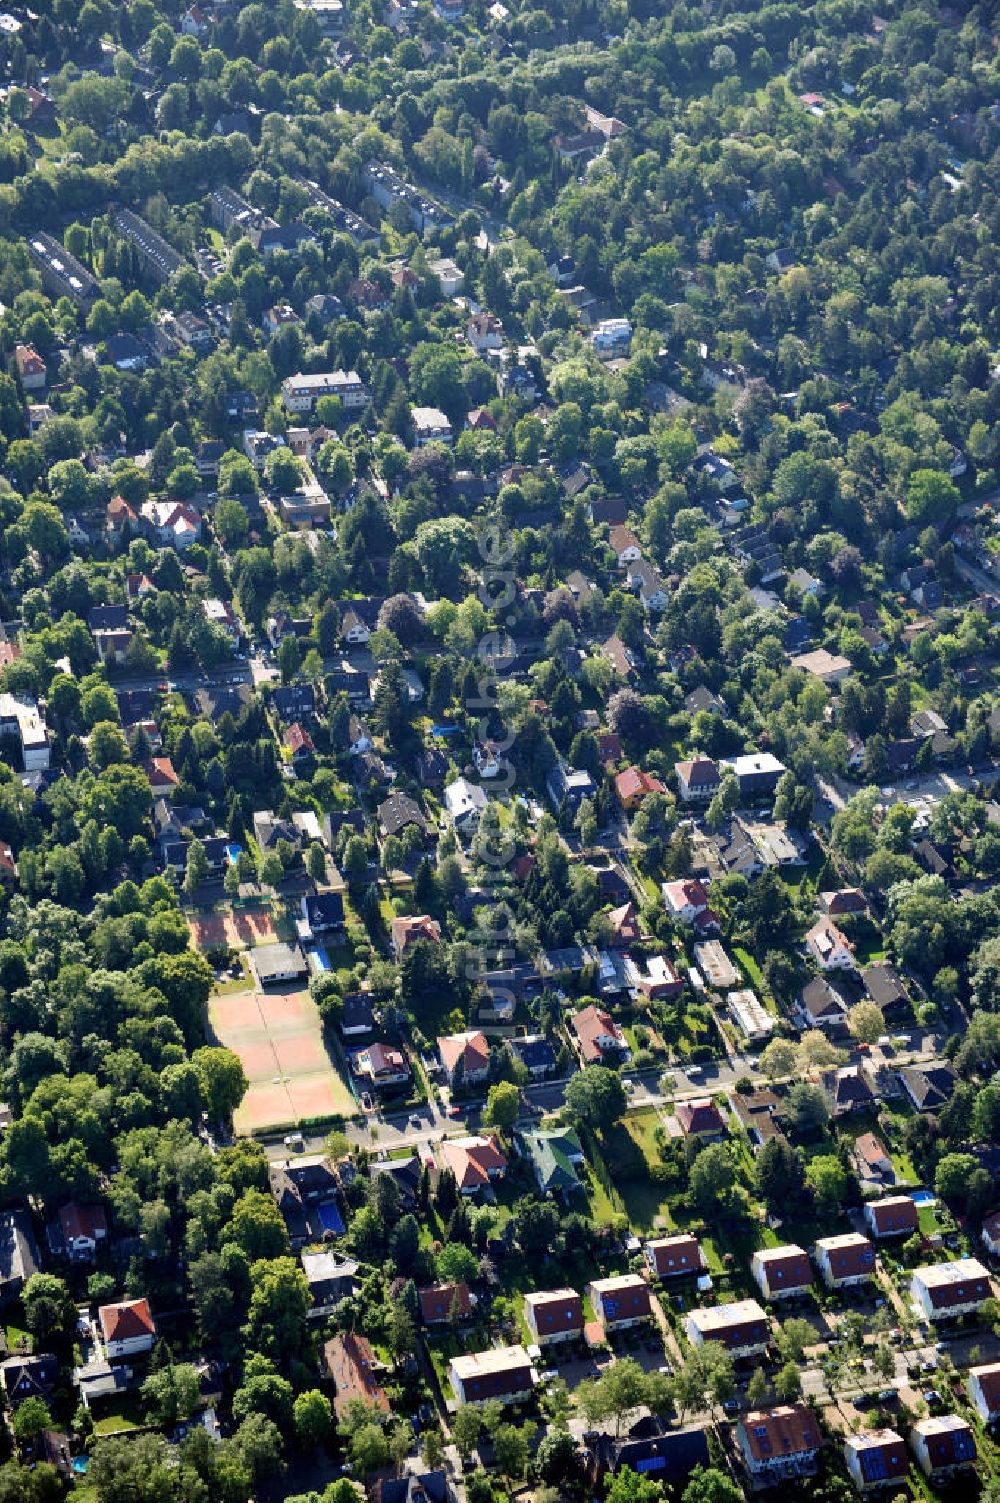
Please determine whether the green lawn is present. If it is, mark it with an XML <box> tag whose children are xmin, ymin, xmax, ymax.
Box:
<box><xmin>733</xmin><ymin>946</ymin><xmax>765</xmax><ymax>989</ymax></box>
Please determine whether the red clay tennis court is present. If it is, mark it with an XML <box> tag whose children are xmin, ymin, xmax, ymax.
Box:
<box><xmin>208</xmin><ymin>984</ymin><xmax>355</xmax><ymax>1135</ymax></box>
<box><xmin>188</xmin><ymin>905</ymin><xmax>277</xmax><ymax>950</ymax></box>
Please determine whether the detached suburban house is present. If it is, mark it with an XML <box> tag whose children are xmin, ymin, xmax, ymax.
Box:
<box><xmin>805</xmin><ymin>916</ymin><xmax>857</xmax><ymax>971</ymax></box>
<box><xmin>910</xmin><ymin>1416</ymin><xmax>977</xmax><ymax>1480</ymax></box>
<box><xmin>751</xmin><ymin>1245</ymin><xmax>813</xmax><ymax>1301</ymax></box>
<box><xmin>588</xmin><ymin>1274</ymin><xmax>652</xmax><ymax>1332</ymax></box>
<box><xmin>524</xmin><ymin>1288</ymin><xmax>584</xmax><ymax>1345</ymax></box>
<box><xmin>449</xmin><ymin>1346</ymin><xmax>535</xmax><ymax>1406</ymax></box>
<box><xmin>99</xmin><ymin>1298</ymin><xmax>157</xmax><ymax>1359</ymax></box>
<box><xmin>438</xmin><ymin>1030</ymin><xmax>491</xmax><ymax>1087</ymax></box>
<box><xmin>967</xmin><ymin>1362</ymin><xmax>1000</xmax><ymax>1423</ymax></box>
<box><xmin>646</xmin><ymin>1234</ymin><xmax>703</xmax><ymax>1279</ymax></box>
<box><xmin>865</xmin><ymin>1195</ymin><xmax>919</xmax><ymax>1240</ymax></box>
<box><xmin>911</xmin><ymin>1258</ymin><xmax>991</xmax><ymax>1321</ymax></box>
<box><xmin>571</xmin><ymin>1004</ymin><xmax>630</xmax><ymax>1065</ymax></box>
<box><xmin>675</xmin><ymin>757</ymin><xmax>721</xmax><ymax>804</ymax></box>
<box><xmin>814</xmin><ymin>1233</ymin><xmax>875</xmax><ymax>1289</ymax></box>
<box><xmin>843</xmin><ymin>1432</ymin><xmax>908</xmax><ymax>1492</ymax></box>
<box><xmin>737</xmin><ymin>1404</ymin><xmax>822</xmax><ymax>1482</ymax></box>
<box><xmin>686</xmin><ymin>1300</ymin><xmax>770</xmax><ymax>1358</ymax></box>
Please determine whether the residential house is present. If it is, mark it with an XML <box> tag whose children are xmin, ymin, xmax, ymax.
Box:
<box><xmin>727</xmin><ymin>988</ymin><xmax>775</xmax><ymax>1042</ymax></box>
<box><xmin>592</xmin><ymin>318</ymin><xmax>632</xmax><ymax>357</ymax></box>
<box><xmin>449</xmin><ymin>1346</ymin><xmax>535</xmax><ymax>1406</ymax></box>
<box><xmin>340</xmin><ymin>993</ymin><xmax>374</xmax><ymax>1039</ymax></box>
<box><xmin>608</xmin><ymin>525</ymin><xmax>643</xmax><ymax>566</ymax></box>
<box><xmin>378</xmin><ymin>792</ymin><xmax>429</xmax><ymax>841</ymax></box>
<box><xmin>58</xmin><ymin>1203</ymin><xmax>108</xmax><ymax>1262</ymax></box>
<box><xmin>203</xmin><ymin>597</ymin><xmax>242</xmax><ymax>646</ymax></box>
<box><xmin>843</xmin><ymin>1432</ymin><xmax>909</xmax><ymax>1492</ymax></box>
<box><xmin>348</xmin><ymin>1042</ymin><xmax>411</xmax><ymax>1092</ymax></box>
<box><xmin>967</xmin><ymin>1363</ymin><xmax>1000</xmax><ymax>1424</ymax></box>
<box><xmin>675</xmin><ymin>1097</ymin><xmax>726</xmax><ymax>1139</ymax></box>
<box><xmin>854</xmin><ymin>1132</ymin><xmax>895</xmax><ymax>1184</ymax></box>
<box><xmin>608</xmin><ymin>901</ymin><xmax>642</xmax><ymax>947</ymax></box>
<box><xmin>824</xmin><ymin>1065</ymin><xmax>875</xmax><ymax>1117</ymax></box>
<box><xmin>390</xmin><ymin>914</ymin><xmax>441</xmax><ymax>960</ymax></box>
<box><xmin>300</xmin><ymin>1250</ymin><xmax>358</xmax><ymax>1308</ymax></box>
<box><xmin>685</xmin><ymin>1300</ymin><xmax>770</xmax><ymax>1357</ymax></box>
<box><xmin>981</xmin><ymin>1210</ymin><xmax>1000</xmax><ymax>1259</ymax></box>
<box><xmin>377</xmin><ymin>1474</ymin><xmax>451</xmax><ymax>1503</ymax></box>
<box><xmin>546</xmin><ymin>760</ymin><xmax>596</xmax><ymax>812</ymax></box>
<box><xmin>751</xmin><ymin>1245</ymin><xmax>813</xmax><ymax>1301</ymax></box>
<box><xmin>585</xmin><ymin>1420</ymin><xmax>710</xmax><ymax>1493</ymax></box>
<box><xmin>626</xmin><ymin>954</ymin><xmax>683</xmax><ymax>1001</ymax></box>
<box><xmin>675</xmin><ymin>757</ymin><xmax>721</xmax><ymax>803</ymax></box>
<box><xmin>285</xmin><ymin>722</ymin><xmax>315</xmax><ymax>767</ymax></box>
<box><xmin>0</xmin><ymin>1209</ymin><xmax>40</xmax><ymax>1302</ymax></box>
<box><xmin>571</xmin><ymin>1004</ymin><xmax>630</xmax><ymax>1065</ymax></box>
<box><xmin>588</xmin><ymin>1274</ymin><xmax>652</xmax><ymax>1332</ymax></box>
<box><xmin>662</xmin><ymin>878</ymin><xmax>717</xmax><ymax>929</ymax></box>
<box><xmin>722</xmin><ymin>752</ymin><xmax>787</xmax><ymax>798</ymax></box>
<box><xmin>799</xmin><ymin>976</ymin><xmax>850</xmax><ymax>1033</ymax></box>
<box><xmin>0</xmin><ymin>1354</ymin><xmax>58</xmax><ymax>1409</ymax></box>
<box><xmin>14</xmin><ymin>343</ymin><xmax>46</xmax><ymax>390</ymax></box>
<box><xmin>507</xmin><ymin>1034</ymin><xmax>557</xmax><ymax>1079</ymax></box>
<box><xmin>737</xmin><ymin>1405</ymin><xmax>822</xmax><ymax>1483</ymax></box>
<box><xmin>863</xmin><ymin>964</ymin><xmax>908</xmax><ymax>1012</ymax></box>
<box><xmin>790</xmin><ymin>648</ymin><xmax>852</xmax><ymax>685</ymax></box>
<box><xmin>646</xmin><ymin>1235</ymin><xmax>703</xmax><ymax>1279</ymax></box>
<box><xmin>911</xmin><ymin>1259</ymin><xmax>991</xmax><ymax>1320</ymax></box>
<box><xmin>731</xmin><ymin>1088</ymin><xmax>786</xmax><ymax>1150</ymax></box>
<box><xmin>99</xmin><ymin>1299</ymin><xmax>156</xmax><ymax>1359</ymax></box>
<box><xmin>616</xmin><ymin>766</ymin><xmax>666</xmax><ymax>810</ymax></box>
<box><xmin>521</xmin><ymin>1127</ymin><xmax>586</xmax><ymax>1196</ymax></box>
<box><xmin>298</xmin><ymin>892</ymin><xmax>346</xmax><ymax>943</ymax></box>
<box><xmin>269</xmin><ymin>1156</ymin><xmax>341</xmax><ymax>1245</ymax></box>
<box><xmin>416</xmin><ymin>1282</ymin><xmax>472</xmax><ymax>1327</ymax></box>
<box><xmin>524</xmin><ymin>1289</ymin><xmax>584</xmax><ymax>1345</ymax></box>
<box><xmin>411</xmin><ymin>406</ymin><xmax>453</xmax><ymax>447</ymax></box>
<box><xmin>900</xmin><ymin>1062</ymin><xmax>956</xmax><ymax>1113</ymax></box>
<box><xmin>323</xmin><ymin>1333</ymin><xmax>390</xmax><ymax>1420</ymax></box>
<box><xmin>910</xmin><ymin>1417</ymin><xmax>976</xmax><ymax>1480</ymax></box>
<box><xmin>444</xmin><ymin>777</ymin><xmax>488</xmax><ymax>836</ymax></box>
<box><xmin>437</xmin><ymin>1030</ymin><xmax>490</xmax><ymax>1088</ymax></box>
<box><xmin>467</xmin><ymin>312</ymin><xmax>504</xmax><ymax>353</ymax></box>
<box><xmin>865</xmin><ymin>1196</ymin><xmax>919</xmax><ymax>1240</ymax></box>
<box><xmin>805</xmin><ymin>916</ymin><xmax>857</xmax><ymax>971</ymax></box>
<box><xmin>439</xmin><ymin>1135</ymin><xmax>508</xmax><ymax>1196</ymax></box>
<box><xmin>814</xmin><ymin>1234</ymin><xmax>876</xmax><ymax>1289</ymax></box>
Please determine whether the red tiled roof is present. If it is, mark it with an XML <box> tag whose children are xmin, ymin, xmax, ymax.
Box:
<box><xmin>616</xmin><ymin>767</ymin><xmax>666</xmax><ymax>803</ymax></box>
<box><xmin>571</xmin><ymin>1004</ymin><xmax>626</xmax><ymax>1063</ymax></box>
<box><xmin>419</xmin><ymin>1281</ymin><xmax>472</xmax><ymax>1323</ymax></box>
<box><xmin>439</xmin><ymin>1134</ymin><xmax>506</xmax><ymax>1191</ymax></box>
<box><xmin>741</xmin><ymin>1405</ymin><xmax>820</xmax><ymax>1462</ymax></box>
<box><xmin>323</xmin><ymin>1333</ymin><xmax>390</xmax><ymax>1419</ymax></box>
<box><xmin>99</xmin><ymin>1298</ymin><xmax>155</xmax><ymax>1343</ymax></box>
<box><xmin>676</xmin><ymin>1097</ymin><xmax>726</xmax><ymax>1135</ymax></box>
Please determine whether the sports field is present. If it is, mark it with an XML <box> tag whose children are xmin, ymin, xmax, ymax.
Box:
<box><xmin>208</xmin><ymin>984</ymin><xmax>355</xmax><ymax>1135</ymax></box>
<box><xmin>188</xmin><ymin>905</ymin><xmax>277</xmax><ymax>950</ymax></box>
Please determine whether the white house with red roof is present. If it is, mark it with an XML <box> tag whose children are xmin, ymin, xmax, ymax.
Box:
<box><xmin>438</xmin><ymin>1030</ymin><xmax>491</xmax><ymax>1087</ymax></box>
<box><xmin>99</xmin><ymin>1298</ymin><xmax>156</xmax><ymax>1359</ymax></box>
<box><xmin>662</xmin><ymin>878</ymin><xmax>717</xmax><ymax>932</ymax></box>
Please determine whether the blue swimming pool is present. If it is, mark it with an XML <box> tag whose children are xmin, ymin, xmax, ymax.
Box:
<box><xmin>911</xmin><ymin>1189</ymin><xmax>936</xmax><ymax>1205</ymax></box>
<box><xmin>224</xmin><ymin>843</ymin><xmax>243</xmax><ymax>865</ymax></box>
<box><xmin>72</xmin><ymin>1458</ymin><xmax>89</xmax><ymax>1475</ymax></box>
<box><xmin>309</xmin><ymin>947</ymin><xmax>331</xmax><ymax>972</ymax></box>
<box><xmin>318</xmin><ymin>1200</ymin><xmax>345</xmax><ymax>1235</ymax></box>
